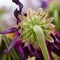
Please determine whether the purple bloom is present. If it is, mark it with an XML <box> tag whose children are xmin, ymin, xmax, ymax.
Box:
<box><xmin>16</xmin><ymin>41</ymin><xmax>44</xmax><ymax>60</ymax></box>
<box><xmin>55</xmin><ymin>31</ymin><xmax>60</xmax><ymax>39</ymax></box>
<box><xmin>46</xmin><ymin>32</ymin><xmax>60</xmax><ymax>60</ymax></box>
<box><xmin>0</xmin><ymin>0</ymin><xmax>60</xmax><ymax>60</ymax></box>
<box><xmin>46</xmin><ymin>41</ymin><xmax>54</xmax><ymax>60</ymax></box>
<box><xmin>41</xmin><ymin>1</ymin><xmax>47</xmax><ymax>9</ymax></box>
<box><xmin>41</xmin><ymin>0</ymin><xmax>49</xmax><ymax>8</ymax></box>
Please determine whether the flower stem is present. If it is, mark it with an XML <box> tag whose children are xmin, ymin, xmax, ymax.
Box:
<box><xmin>33</xmin><ymin>25</ymin><xmax>50</xmax><ymax>60</ymax></box>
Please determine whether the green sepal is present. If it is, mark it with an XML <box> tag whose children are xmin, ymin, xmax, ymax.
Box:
<box><xmin>22</xmin><ymin>29</ymin><xmax>32</xmax><ymax>40</ymax></box>
<box><xmin>27</xmin><ymin>33</ymin><xmax>35</xmax><ymax>43</ymax></box>
<box><xmin>44</xmin><ymin>32</ymin><xmax>54</xmax><ymax>42</ymax></box>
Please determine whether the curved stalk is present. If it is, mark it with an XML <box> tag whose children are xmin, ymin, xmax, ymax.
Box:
<box><xmin>54</xmin><ymin>9</ymin><xmax>60</xmax><ymax>31</ymax></box>
<box><xmin>33</xmin><ymin>25</ymin><xmax>50</xmax><ymax>60</ymax></box>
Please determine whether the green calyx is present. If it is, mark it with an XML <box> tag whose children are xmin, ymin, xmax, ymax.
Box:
<box><xmin>19</xmin><ymin>8</ymin><xmax>54</xmax><ymax>43</ymax></box>
<box><xmin>18</xmin><ymin>8</ymin><xmax>55</xmax><ymax>60</ymax></box>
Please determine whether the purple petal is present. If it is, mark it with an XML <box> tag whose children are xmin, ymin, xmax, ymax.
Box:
<box><xmin>17</xmin><ymin>46</ymin><xmax>25</xmax><ymax>60</ymax></box>
<box><xmin>47</xmin><ymin>41</ymin><xmax>60</xmax><ymax>57</ymax></box>
<box><xmin>41</xmin><ymin>1</ymin><xmax>47</xmax><ymax>9</ymax></box>
<box><xmin>27</xmin><ymin>44</ymin><xmax>44</xmax><ymax>60</ymax></box>
<box><xmin>16</xmin><ymin>41</ymin><xmax>44</xmax><ymax>60</ymax></box>
<box><xmin>28</xmin><ymin>44</ymin><xmax>34</xmax><ymax>56</ymax></box>
<box><xmin>50</xmin><ymin>33</ymin><xmax>60</xmax><ymax>56</ymax></box>
<box><xmin>46</xmin><ymin>41</ymin><xmax>54</xmax><ymax>60</ymax></box>
<box><xmin>51</xmin><ymin>44</ymin><xmax>60</xmax><ymax>56</ymax></box>
<box><xmin>55</xmin><ymin>31</ymin><xmax>60</xmax><ymax>38</ymax></box>
<box><xmin>4</xmin><ymin>32</ymin><xmax>20</xmax><ymax>54</ymax></box>
<box><xmin>33</xmin><ymin>48</ymin><xmax>44</xmax><ymax>60</ymax></box>
<box><xmin>16</xmin><ymin>41</ymin><xmax>27</xmax><ymax>60</ymax></box>
<box><xmin>0</xmin><ymin>27</ymin><xmax>19</xmax><ymax>34</ymax></box>
<box><xmin>41</xmin><ymin>0</ymin><xmax>51</xmax><ymax>9</ymax></box>
<box><xmin>50</xmin><ymin>33</ymin><xmax>60</xmax><ymax>47</ymax></box>
<box><xmin>12</xmin><ymin>0</ymin><xmax>20</xmax><ymax>5</ymax></box>
<box><xmin>14</xmin><ymin>9</ymin><xmax>21</xmax><ymax>24</ymax></box>
<box><xmin>12</xmin><ymin>0</ymin><xmax>23</xmax><ymax>25</ymax></box>
<box><xmin>16</xmin><ymin>41</ymin><xmax>24</xmax><ymax>54</ymax></box>
<box><xmin>54</xmin><ymin>36</ymin><xmax>60</xmax><ymax>47</ymax></box>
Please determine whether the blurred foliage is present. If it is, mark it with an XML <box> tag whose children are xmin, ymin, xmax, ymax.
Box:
<box><xmin>0</xmin><ymin>24</ymin><xmax>20</xmax><ymax>60</ymax></box>
<box><xmin>0</xmin><ymin>8</ymin><xmax>5</xmax><ymax>17</ymax></box>
<box><xmin>48</xmin><ymin>0</ymin><xmax>60</xmax><ymax>31</ymax></box>
<box><xmin>0</xmin><ymin>35</ymin><xmax>20</xmax><ymax>60</ymax></box>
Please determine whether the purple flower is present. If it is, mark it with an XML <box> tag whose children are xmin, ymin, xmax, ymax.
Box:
<box><xmin>41</xmin><ymin>1</ymin><xmax>47</xmax><ymax>9</ymax></box>
<box><xmin>46</xmin><ymin>41</ymin><xmax>54</xmax><ymax>60</ymax></box>
<box><xmin>41</xmin><ymin>0</ymin><xmax>50</xmax><ymax>9</ymax></box>
<box><xmin>54</xmin><ymin>31</ymin><xmax>60</xmax><ymax>56</ymax></box>
<box><xmin>0</xmin><ymin>0</ymin><xmax>60</xmax><ymax>60</ymax></box>
<box><xmin>55</xmin><ymin>31</ymin><xmax>60</xmax><ymax>39</ymax></box>
<box><xmin>16</xmin><ymin>41</ymin><xmax>44</xmax><ymax>60</ymax></box>
<box><xmin>46</xmin><ymin>32</ymin><xmax>60</xmax><ymax>60</ymax></box>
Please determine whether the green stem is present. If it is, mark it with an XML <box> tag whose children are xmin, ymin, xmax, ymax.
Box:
<box><xmin>33</xmin><ymin>25</ymin><xmax>50</xmax><ymax>60</ymax></box>
<box><xmin>54</xmin><ymin>9</ymin><xmax>60</xmax><ymax>31</ymax></box>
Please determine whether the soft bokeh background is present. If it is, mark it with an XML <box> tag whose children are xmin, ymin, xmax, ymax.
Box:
<box><xmin>0</xmin><ymin>0</ymin><xmax>44</xmax><ymax>30</ymax></box>
<box><xmin>1</xmin><ymin>0</ymin><xmax>60</xmax><ymax>31</ymax></box>
<box><xmin>0</xmin><ymin>0</ymin><xmax>17</xmax><ymax>30</ymax></box>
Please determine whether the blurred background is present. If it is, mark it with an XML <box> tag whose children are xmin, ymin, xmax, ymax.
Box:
<box><xmin>0</xmin><ymin>0</ymin><xmax>60</xmax><ymax>31</ymax></box>
<box><xmin>0</xmin><ymin>0</ymin><xmax>17</xmax><ymax>30</ymax></box>
<box><xmin>0</xmin><ymin>0</ymin><xmax>49</xmax><ymax>30</ymax></box>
